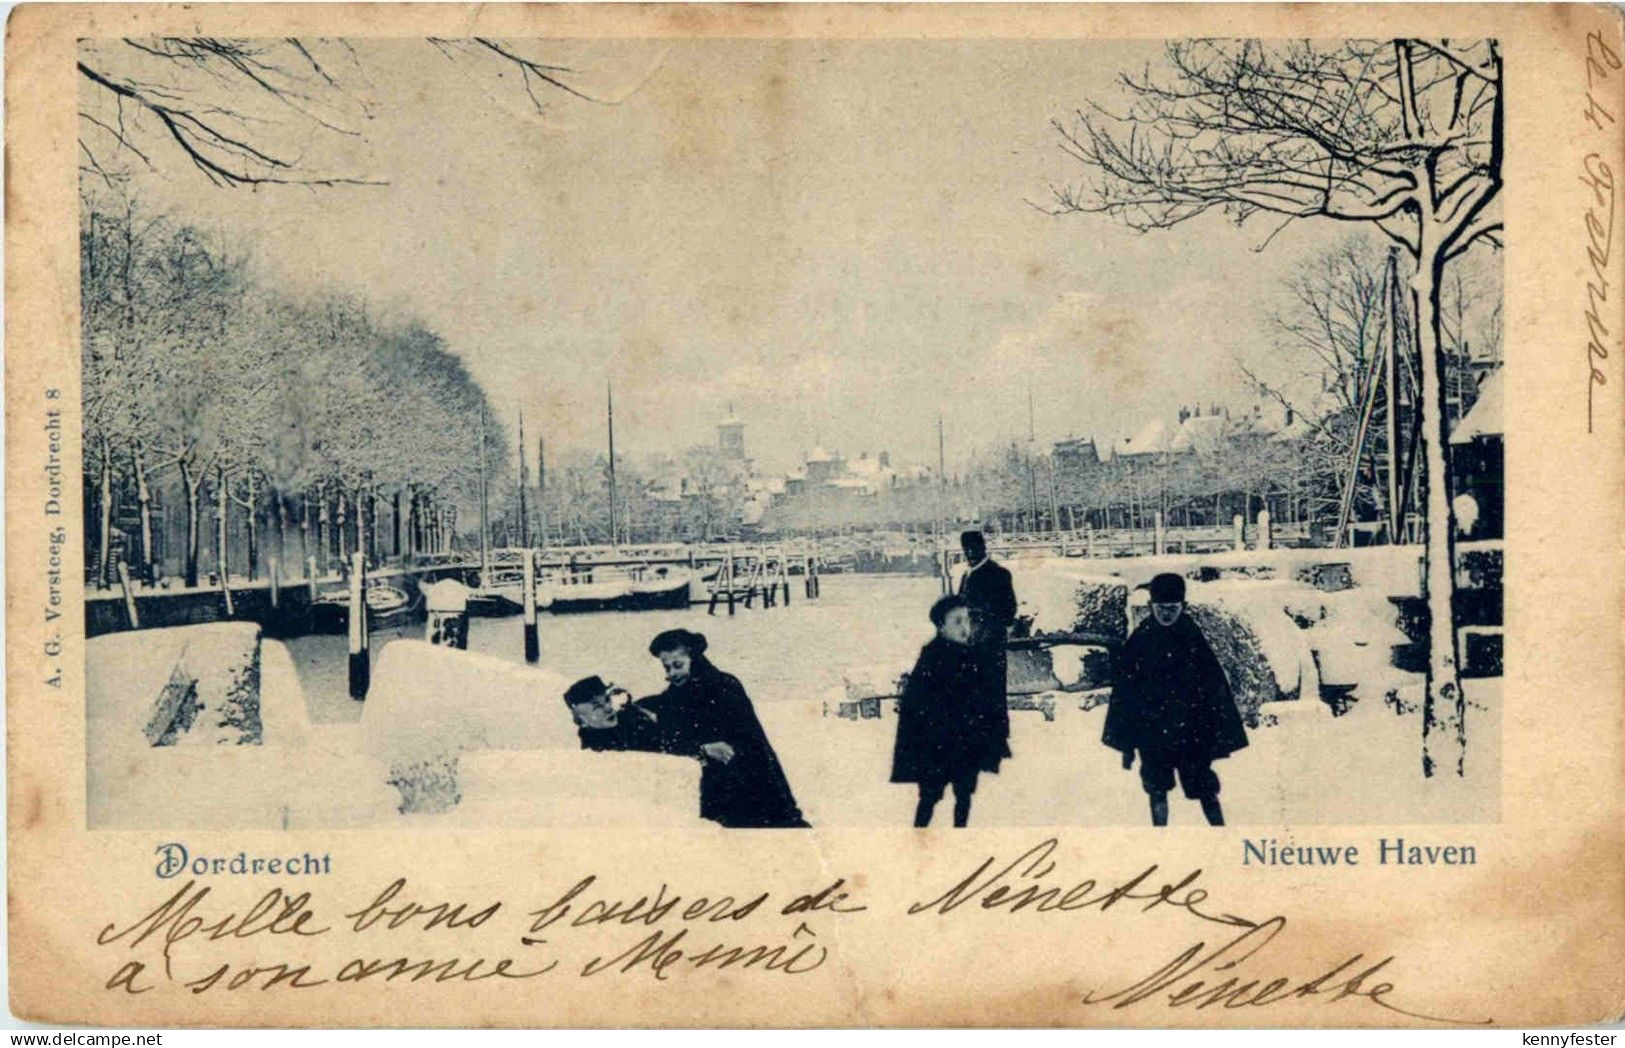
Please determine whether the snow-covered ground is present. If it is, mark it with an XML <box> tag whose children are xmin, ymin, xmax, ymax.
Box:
<box><xmin>86</xmin><ymin>549</ymin><xmax>1496</xmax><ymax>829</ymax></box>
<box><xmin>763</xmin><ymin>681</ymin><xmax>1499</xmax><ymax>827</ymax></box>
<box><xmin>88</xmin><ymin>643</ymin><xmax>1497</xmax><ymax>830</ymax></box>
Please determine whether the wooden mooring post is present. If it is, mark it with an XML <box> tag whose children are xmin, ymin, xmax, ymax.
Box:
<box><xmin>115</xmin><ymin>560</ymin><xmax>139</xmax><ymax>630</ymax></box>
<box><xmin>348</xmin><ymin>550</ymin><xmax>369</xmax><ymax>700</ymax></box>
<box><xmin>522</xmin><ymin>548</ymin><xmax>540</xmax><ymax>664</ymax></box>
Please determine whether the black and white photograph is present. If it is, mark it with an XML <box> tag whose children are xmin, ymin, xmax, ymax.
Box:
<box><xmin>76</xmin><ymin>34</ymin><xmax>1505</xmax><ymax>831</ymax></box>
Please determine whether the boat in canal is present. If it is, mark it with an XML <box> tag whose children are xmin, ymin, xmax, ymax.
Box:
<box><xmin>543</xmin><ymin>570</ymin><xmax>693</xmax><ymax>614</ymax></box>
<box><xmin>472</xmin><ymin>567</ymin><xmax>694</xmax><ymax>615</ymax></box>
<box><xmin>309</xmin><ymin>583</ymin><xmax>420</xmax><ymax>633</ymax></box>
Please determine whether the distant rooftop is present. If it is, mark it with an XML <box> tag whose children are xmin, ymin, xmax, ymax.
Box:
<box><xmin>1450</xmin><ymin>368</ymin><xmax>1504</xmax><ymax>443</ymax></box>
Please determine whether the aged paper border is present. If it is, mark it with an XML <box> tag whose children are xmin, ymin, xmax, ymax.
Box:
<box><xmin>7</xmin><ymin>2</ymin><xmax>1625</xmax><ymax>1028</ymax></box>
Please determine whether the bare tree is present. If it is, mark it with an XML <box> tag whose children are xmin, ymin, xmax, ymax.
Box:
<box><xmin>1050</xmin><ymin>39</ymin><xmax>1502</xmax><ymax>777</ymax></box>
<box><xmin>1241</xmin><ymin>238</ymin><xmax>1393</xmax><ymax>538</ymax></box>
<box><xmin>78</xmin><ymin>37</ymin><xmax>616</xmax><ymax>188</ymax></box>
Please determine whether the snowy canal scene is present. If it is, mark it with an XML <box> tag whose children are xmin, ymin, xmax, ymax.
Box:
<box><xmin>78</xmin><ymin>37</ymin><xmax>1503</xmax><ymax>829</ymax></box>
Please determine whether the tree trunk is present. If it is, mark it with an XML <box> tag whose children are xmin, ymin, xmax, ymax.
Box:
<box><xmin>336</xmin><ymin>491</ymin><xmax>348</xmax><ymax>561</ymax></box>
<box><xmin>215</xmin><ymin>464</ymin><xmax>230</xmax><ymax>584</ymax></box>
<box><xmin>356</xmin><ymin>487</ymin><xmax>370</xmax><ymax>568</ymax></box>
<box><xmin>393</xmin><ymin>489</ymin><xmax>402</xmax><ymax>559</ymax></box>
<box><xmin>96</xmin><ymin>437</ymin><xmax>113</xmax><ymax>589</ymax></box>
<box><xmin>317</xmin><ymin>493</ymin><xmax>329</xmax><ymax>573</ymax></box>
<box><xmin>133</xmin><ymin>443</ymin><xmax>154</xmax><ymax>585</ymax></box>
<box><xmin>244</xmin><ymin>474</ymin><xmax>260</xmax><ymax>582</ymax></box>
<box><xmin>409</xmin><ymin>489</ymin><xmax>420</xmax><ymax>556</ymax></box>
<box><xmin>180</xmin><ymin>458</ymin><xmax>200</xmax><ymax>588</ymax></box>
<box><xmin>274</xmin><ymin>490</ymin><xmax>288</xmax><ymax>568</ymax></box>
<box><xmin>300</xmin><ymin>492</ymin><xmax>311</xmax><ymax>568</ymax></box>
<box><xmin>1411</xmin><ymin>245</ymin><xmax>1466</xmax><ymax>777</ymax></box>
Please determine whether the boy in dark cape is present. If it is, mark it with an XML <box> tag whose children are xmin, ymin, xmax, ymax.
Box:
<box><xmin>891</xmin><ymin>595</ymin><xmax>990</xmax><ymax>827</ymax></box>
<box><xmin>1103</xmin><ymin>573</ymin><xmax>1248</xmax><ymax>827</ymax></box>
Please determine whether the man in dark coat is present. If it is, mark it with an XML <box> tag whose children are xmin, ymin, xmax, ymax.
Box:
<box><xmin>891</xmin><ymin>595</ymin><xmax>988</xmax><ymax>827</ymax></box>
<box><xmin>1103</xmin><ymin>573</ymin><xmax>1248</xmax><ymax>827</ymax></box>
<box><xmin>643</xmin><ymin>629</ymin><xmax>809</xmax><ymax>829</ymax></box>
<box><xmin>957</xmin><ymin>531</ymin><xmax>1015</xmax><ymax>772</ymax></box>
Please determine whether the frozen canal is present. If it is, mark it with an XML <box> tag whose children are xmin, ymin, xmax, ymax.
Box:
<box><xmin>287</xmin><ymin>573</ymin><xmax>947</xmax><ymax>724</ymax></box>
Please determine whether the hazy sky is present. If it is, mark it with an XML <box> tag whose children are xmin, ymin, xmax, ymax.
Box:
<box><xmin>111</xmin><ymin>37</ymin><xmax>1358</xmax><ymax>476</ymax></box>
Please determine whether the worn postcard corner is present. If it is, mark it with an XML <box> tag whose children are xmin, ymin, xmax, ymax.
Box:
<box><xmin>5</xmin><ymin>1</ymin><xmax>1625</xmax><ymax>1030</ymax></box>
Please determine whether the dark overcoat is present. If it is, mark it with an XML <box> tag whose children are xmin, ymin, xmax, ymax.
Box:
<box><xmin>890</xmin><ymin>636</ymin><xmax>987</xmax><ymax>785</ymax></box>
<box><xmin>1102</xmin><ymin>613</ymin><xmax>1249</xmax><ymax>762</ymax></box>
<box><xmin>959</xmin><ymin>558</ymin><xmax>1016</xmax><ymax>771</ymax></box>
<box><xmin>643</xmin><ymin>657</ymin><xmax>809</xmax><ymax>829</ymax></box>
<box><xmin>577</xmin><ymin>701</ymin><xmax>663</xmax><ymax>753</ymax></box>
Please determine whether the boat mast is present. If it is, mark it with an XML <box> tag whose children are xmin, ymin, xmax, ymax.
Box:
<box><xmin>1026</xmin><ymin>387</ymin><xmax>1041</xmax><ymax>532</ymax></box>
<box><xmin>937</xmin><ymin>413</ymin><xmax>948</xmax><ymax>593</ymax></box>
<box><xmin>936</xmin><ymin>413</ymin><xmax>947</xmax><ymax>533</ymax></box>
<box><xmin>1384</xmin><ymin>247</ymin><xmax>1403</xmax><ymax>544</ymax></box>
<box><xmin>478</xmin><ymin>403</ymin><xmax>490</xmax><ymax>582</ymax></box>
<box><xmin>517</xmin><ymin>408</ymin><xmax>529</xmax><ymax>548</ymax></box>
<box><xmin>606</xmin><ymin>380</ymin><xmax>619</xmax><ymax>548</ymax></box>
<box><xmin>537</xmin><ymin>435</ymin><xmax>548</xmax><ymax>550</ymax></box>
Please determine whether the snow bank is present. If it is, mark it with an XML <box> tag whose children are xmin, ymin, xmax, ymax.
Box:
<box><xmin>359</xmin><ymin>640</ymin><xmax>704</xmax><ymax>823</ymax></box>
<box><xmin>360</xmin><ymin>641</ymin><xmax>578</xmax><ymax>765</ymax></box>
<box><xmin>87</xmin><ymin>622</ymin><xmax>263</xmax><ymax>748</ymax></box>
<box><xmin>88</xmin><ymin>630</ymin><xmax>400</xmax><ymax>829</ymax></box>
<box><xmin>1009</xmin><ymin>567</ymin><xmax>1129</xmax><ymax>639</ymax></box>
<box><xmin>1013</xmin><ymin>545</ymin><xmax>1422</xmax><ymax>597</ymax></box>
<box><xmin>1009</xmin><ymin>549</ymin><xmax>1425</xmax><ymax>716</ymax></box>
<box><xmin>1190</xmin><ymin>580</ymin><xmax>1320</xmax><ymax>693</ymax></box>
<box><xmin>1122</xmin><ymin>581</ymin><xmax>1318</xmax><ymax>722</ymax></box>
<box><xmin>1307</xmin><ymin>590</ymin><xmax>1414</xmax><ymax>689</ymax></box>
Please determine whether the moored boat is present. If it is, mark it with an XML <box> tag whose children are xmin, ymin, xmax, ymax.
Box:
<box><xmin>473</xmin><ymin>565</ymin><xmax>696</xmax><ymax>615</ymax></box>
<box><xmin>543</xmin><ymin>570</ymin><xmax>693</xmax><ymax>614</ymax></box>
<box><xmin>309</xmin><ymin>583</ymin><xmax>420</xmax><ymax>633</ymax></box>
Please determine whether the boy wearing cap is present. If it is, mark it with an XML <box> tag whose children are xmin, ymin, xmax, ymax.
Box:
<box><xmin>1102</xmin><ymin>572</ymin><xmax>1248</xmax><ymax>827</ymax></box>
<box><xmin>563</xmin><ymin>676</ymin><xmax>662</xmax><ymax>753</ymax></box>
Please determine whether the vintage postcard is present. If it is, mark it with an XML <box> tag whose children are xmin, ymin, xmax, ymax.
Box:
<box><xmin>6</xmin><ymin>1</ymin><xmax>1623</xmax><ymax>1028</ymax></box>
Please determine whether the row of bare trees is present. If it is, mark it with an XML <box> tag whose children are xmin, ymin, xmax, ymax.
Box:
<box><xmin>1240</xmin><ymin>236</ymin><xmax>1499</xmax><ymax>547</ymax></box>
<box><xmin>489</xmin><ymin>443</ymin><xmax>748</xmax><ymax>548</ymax></box>
<box><xmin>81</xmin><ymin>193</ymin><xmax>507</xmax><ymax>589</ymax></box>
<box><xmin>753</xmin><ymin>423</ymin><xmax>1306</xmax><ymax>539</ymax></box>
